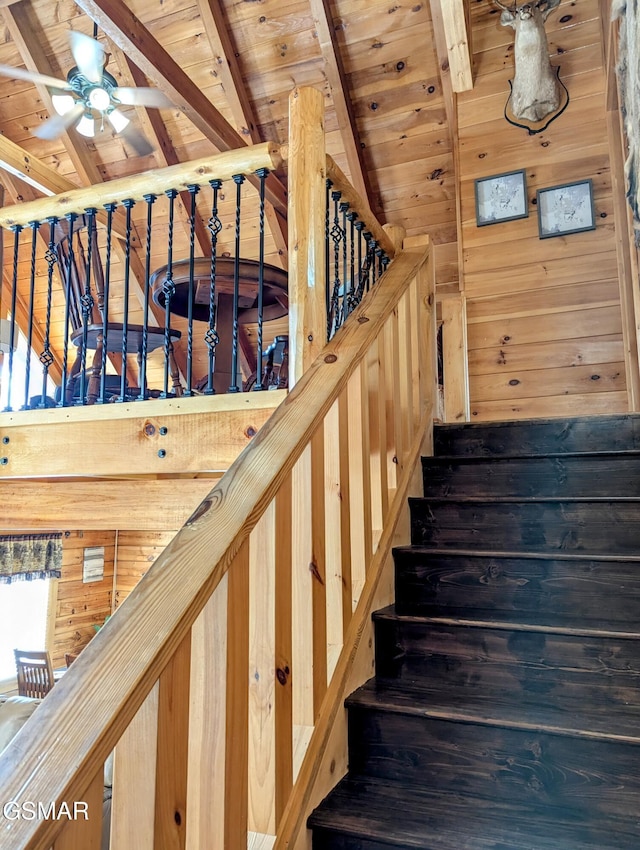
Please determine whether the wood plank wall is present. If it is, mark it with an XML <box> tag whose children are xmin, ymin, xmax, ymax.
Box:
<box><xmin>51</xmin><ymin>531</ymin><xmax>115</xmax><ymax>668</ymax></box>
<box><xmin>113</xmin><ymin>530</ymin><xmax>178</xmax><ymax>611</ymax></box>
<box><xmin>457</xmin><ymin>0</ymin><xmax>628</xmax><ymax>421</ymax></box>
<box><xmin>50</xmin><ymin>530</ymin><xmax>177</xmax><ymax>668</ymax></box>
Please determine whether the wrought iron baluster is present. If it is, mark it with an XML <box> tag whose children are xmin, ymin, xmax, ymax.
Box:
<box><xmin>138</xmin><ymin>195</ymin><xmax>155</xmax><ymax>401</ymax></box>
<box><xmin>4</xmin><ymin>225</ymin><xmax>21</xmax><ymax>411</ymax></box>
<box><xmin>162</xmin><ymin>189</ymin><xmax>178</xmax><ymax>398</ymax></box>
<box><xmin>330</xmin><ymin>190</ymin><xmax>344</xmax><ymax>339</ymax></box>
<box><xmin>345</xmin><ymin>211</ymin><xmax>356</xmax><ymax>318</ymax></box>
<box><xmin>325</xmin><ymin>179</ymin><xmax>332</xmax><ymax>341</ymax></box>
<box><xmin>204</xmin><ymin>179</ymin><xmax>222</xmax><ymax>395</ymax></box>
<box><xmin>79</xmin><ymin>208</ymin><xmax>97</xmax><ymax>406</ymax></box>
<box><xmin>40</xmin><ymin>218</ymin><xmax>58</xmax><ymax>408</ymax></box>
<box><xmin>339</xmin><ymin>202</ymin><xmax>349</xmax><ymax>331</ymax></box>
<box><xmin>120</xmin><ymin>199</ymin><xmax>135</xmax><ymax>402</ymax></box>
<box><xmin>367</xmin><ymin>235</ymin><xmax>377</xmax><ymax>291</ymax></box>
<box><xmin>60</xmin><ymin>214</ymin><xmax>77</xmax><ymax>408</ymax></box>
<box><xmin>354</xmin><ymin>220</ymin><xmax>365</xmax><ymax>308</ymax></box>
<box><xmin>229</xmin><ymin>173</ymin><xmax>245</xmax><ymax>393</ymax></box>
<box><xmin>253</xmin><ymin>168</ymin><xmax>268</xmax><ymax>391</ymax></box>
<box><xmin>100</xmin><ymin>203</ymin><xmax>116</xmax><ymax>404</ymax></box>
<box><xmin>185</xmin><ymin>184</ymin><xmax>200</xmax><ymax>397</ymax></box>
<box><xmin>22</xmin><ymin>221</ymin><xmax>39</xmax><ymax>409</ymax></box>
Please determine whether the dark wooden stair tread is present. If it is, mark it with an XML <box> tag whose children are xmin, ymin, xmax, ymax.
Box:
<box><xmin>346</xmin><ymin>679</ymin><xmax>640</xmax><ymax>744</ymax></box>
<box><xmin>309</xmin><ymin>776</ymin><xmax>640</xmax><ymax>849</ymax></box>
<box><xmin>433</xmin><ymin>414</ymin><xmax>640</xmax><ymax>458</ymax></box>
<box><xmin>373</xmin><ymin>604</ymin><xmax>640</xmax><ymax>638</ymax></box>
<box><xmin>392</xmin><ymin>546</ymin><xmax>640</xmax><ymax>563</ymax></box>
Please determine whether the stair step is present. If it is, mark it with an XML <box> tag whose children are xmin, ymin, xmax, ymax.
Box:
<box><xmin>421</xmin><ymin>453</ymin><xmax>640</xmax><ymax>498</ymax></box>
<box><xmin>309</xmin><ymin>776</ymin><xmax>640</xmax><ymax>849</ymax></box>
<box><xmin>310</xmin><ymin>416</ymin><xmax>640</xmax><ymax>849</ymax></box>
<box><xmin>345</xmin><ymin>677</ymin><xmax>640</xmax><ymax>745</ymax></box>
<box><xmin>345</xmin><ymin>681</ymin><xmax>640</xmax><ymax>821</ymax></box>
<box><xmin>372</xmin><ymin>607</ymin><xmax>640</xmax><ymax>710</ymax></box>
<box><xmin>433</xmin><ymin>414</ymin><xmax>640</xmax><ymax>458</ymax></box>
<box><xmin>409</xmin><ymin>499</ymin><xmax>640</xmax><ymax>554</ymax></box>
<box><xmin>393</xmin><ymin>548</ymin><xmax>640</xmax><ymax>623</ymax></box>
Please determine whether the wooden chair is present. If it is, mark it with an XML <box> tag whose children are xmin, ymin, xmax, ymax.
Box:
<box><xmin>55</xmin><ymin>219</ymin><xmax>183</xmax><ymax>404</ymax></box>
<box><xmin>14</xmin><ymin>649</ymin><xmax>55</xmax><ymax>698</ymax></box>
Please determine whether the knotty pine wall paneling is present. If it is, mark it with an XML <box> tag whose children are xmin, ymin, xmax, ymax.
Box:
<box><xmin>113</xmin><ymin>530</ymin><xmax>178</xmax><ymax>611</ymax></box>
<box><xmin>51</xmin><ymin>531</ymin><xmax>115</xmax><ymax>669</ymax></box>
<box><xmin>457</xmin><ymin>0</ymin><xmax>629</xmax><ymax>420</ymax></box>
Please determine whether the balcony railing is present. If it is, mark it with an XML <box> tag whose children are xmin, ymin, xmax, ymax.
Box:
<box><xmin>0</xmin><ymin>138</ymin><xmax>394</xmax><ymax>413</ymax></box>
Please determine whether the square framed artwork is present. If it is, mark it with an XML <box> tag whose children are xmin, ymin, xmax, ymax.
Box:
<box><xmin>474</xmin><ymin>169</ymin><xmax>528</xmax><ymax>227</ymax></box>
<box><xmin>536</xmin><ymin>179</ymin><xmax>596</xmax><ymax>239</ymax></box>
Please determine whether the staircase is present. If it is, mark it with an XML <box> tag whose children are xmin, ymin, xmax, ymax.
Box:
<box><xmin>308</xmin><ymin>415</ymin><xmax>640</xmax><ymax>849</ymax></box>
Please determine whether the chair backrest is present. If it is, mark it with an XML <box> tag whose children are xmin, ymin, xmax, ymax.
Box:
<box><xmin>54</xmin><ymin>217</ymin><xmax>104</xmax><ymax>333</ymax></box>
<box><xmin>14</xmin><ymin>649</ymin><xmax>55</xmax><ymax>698</ymax></box>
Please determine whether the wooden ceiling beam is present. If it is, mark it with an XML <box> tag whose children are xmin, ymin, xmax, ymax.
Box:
<box><xmin>435</xmin><ymin>0</ymin><xmax>473</xmax><ymax>93</ymax></box>
<box><xmin>120</xmin><ymin>54</ymin><xmax>212</xmax><ymax>258</ymax></box>
<box><xmin>195</xmin><ymin>0</ymin><xmax>261</xmax><ymax>145</ymax></box>
<box><xmin>308</xmin><ymin>0</ymin><xmax>377</xmax><ymax>216</ymax></box>
<box><xmin>0</xmin><ymin>135</ymin><xmax>78</xmax><ymax>199</ymax></box>
<box><xmin>73</xmin><ymin>0</ymin><xmax>288</xmax><ymax>219</ymax></box>
<box><xmin>429</xmin><ymin>0</ymin><xmax>464</xmax><ymax>291</ymax></box>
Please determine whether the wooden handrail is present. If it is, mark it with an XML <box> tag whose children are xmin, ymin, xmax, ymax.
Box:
<box><xmin>0</xmin><ymin>245</ymin><xmax>432</xmax><ymax>850</ymax></box>
<box><xmin>0</xmin><ymin>142</ymin><xmax>283</xmax><ymax>228</ymax></box>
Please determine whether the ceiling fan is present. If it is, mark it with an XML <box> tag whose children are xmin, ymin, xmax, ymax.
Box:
<box><xmin>0</xmin><ymin>29</ymin><xmax>173</xmax><ymax>156</ymax></box>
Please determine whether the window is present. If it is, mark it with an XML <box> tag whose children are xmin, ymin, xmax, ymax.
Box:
<box><xmin>0</xmin><ymin>321</ymin><xmax>56</xmax><ymax>410</ymax></box>
<box><xmin>0</xmin><ymin>579</ymin><xmax>53</xmax><ymax>683</ymax></box>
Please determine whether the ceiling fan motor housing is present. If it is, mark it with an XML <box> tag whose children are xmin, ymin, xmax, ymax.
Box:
<box><xmin>66</xmin><ymin>66</ymin><xmax>119</xmax><ymax>114</ymax></box>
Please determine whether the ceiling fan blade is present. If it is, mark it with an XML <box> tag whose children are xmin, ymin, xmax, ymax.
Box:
<box><xmin>112</xmin><ymin>87</ymin><xmax>173</xmax><ymax>109</ymax></box>
<box><xmin>33</xmin><ymin>103</ymin><xmax>85</xmax><ymax>141</ymax></box>
<box><xmin>0</xmin><ymin>63</ymin><xmax>71</xmax><ymax>91</ymax></box>
<box><xmin>69</xmin><ymin>31</ymin><xmax>105</xmax><ymax>84</ymax></box>
<box><xmin>119</xmin><ymin>123</ymin><xmax>155</xmax><ymax>157</ymax></box>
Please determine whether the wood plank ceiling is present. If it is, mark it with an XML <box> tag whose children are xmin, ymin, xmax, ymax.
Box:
<box><xmin>0</xmin><ymin>0</ymin><xmax>457</xmax><ymax>273</ymax></box>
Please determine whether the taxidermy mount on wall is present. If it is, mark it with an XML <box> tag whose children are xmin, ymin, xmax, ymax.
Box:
<box><xmin>493</xmin><ymin>0</ymin><xmax>568</xmax><ymax>133</ymax></box>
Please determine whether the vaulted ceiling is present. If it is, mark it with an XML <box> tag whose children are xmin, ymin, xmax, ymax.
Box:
<box><xmin>0</xmin><ymin>0</ymin><xmax>460</xmax><ymax>273</ymax></box>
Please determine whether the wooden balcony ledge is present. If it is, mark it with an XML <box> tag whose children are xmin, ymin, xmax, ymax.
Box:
<box><xmin>0</xmin><ymin>390</ymin><xmax>286</xmax><ymax>480</ymax></box>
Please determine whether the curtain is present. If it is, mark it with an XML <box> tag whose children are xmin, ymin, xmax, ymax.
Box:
<box><xmin>0</xmin><ymin>533</ymin><xmax>63</xmax><ymax>584</ymax></box>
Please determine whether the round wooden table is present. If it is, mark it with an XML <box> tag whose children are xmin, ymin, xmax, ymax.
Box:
<box><xmin>149</xmin><ymin>257</ymin><xmax>288</xmax><ymax>393</ymax></box>
<box><xmin>149</xmin><ymin>257</ymin><xmax>288</xmax><ymax>324</ymax></box>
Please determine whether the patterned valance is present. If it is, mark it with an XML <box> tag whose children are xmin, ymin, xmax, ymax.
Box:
<box><xmin>0</xmin><ymin>533</ymin><xmax>63</xmax><ymax>584</ymax></box>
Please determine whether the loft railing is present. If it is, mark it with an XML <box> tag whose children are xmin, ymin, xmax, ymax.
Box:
<box><xmin>0</xmin><ymin>87</ymin><xmax>433</xmax><ymax>850</ymax></box>
<box><xmin>0</xmin><ymin>124</ymin><xmax>394</xmax><ymax>413</ymax></box>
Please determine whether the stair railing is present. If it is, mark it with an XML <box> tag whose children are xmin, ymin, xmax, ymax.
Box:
<box><xmin>0</xmin><ymin>87</ymin><xmax>437</xmax><ymax>850</ymax></box>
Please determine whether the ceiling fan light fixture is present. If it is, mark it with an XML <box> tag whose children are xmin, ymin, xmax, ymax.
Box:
<box><xmin>76</xmin><ymin>112</ymin><xmax>95</xmax><ymax>138</ymax></box>
<box><xmin>51</xmin><ymin>94</ymin><xmax>76</xmax><ymax>116</ymax></box>
<box><xmin>107</xmin><ymin>108</ymin><xmax>130</xmax><ymax>133</ymax></box>
<box><xmin>88</xmin><ymin>86</ymin><xmax>110</xmax><ymax>112</ymax></box>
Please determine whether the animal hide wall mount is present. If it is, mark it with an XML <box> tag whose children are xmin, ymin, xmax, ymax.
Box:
<box><xmin>613</xmin><ymin>0</ymin><xmax>640</xmax><ymax>241</ymax></box>
<box><xmin>493</xmin><ymin>0</ymin><xmax>569</xmax><ymax>135</ymax></box>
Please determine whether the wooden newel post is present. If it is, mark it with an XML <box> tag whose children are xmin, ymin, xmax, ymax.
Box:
<box><xmin>288</xmin><ymin>86</ymin><xmax>326</xmax><ymax>385</ymax></box>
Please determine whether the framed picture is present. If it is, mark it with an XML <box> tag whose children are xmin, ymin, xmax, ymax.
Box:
<box><xmin>474</xmin><ymin>169</ymin><xmax>528</xmax><ymax>226</ymax></box>
<box><xmin>536</xmin><ymin>179</ymin><xmax>596</xmax><ymax>239</ymax></box>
